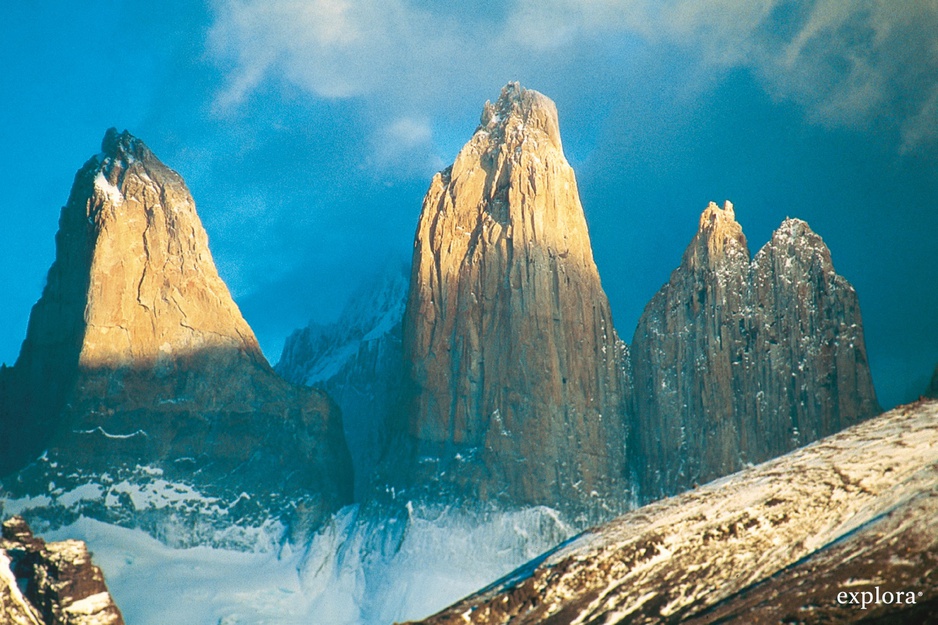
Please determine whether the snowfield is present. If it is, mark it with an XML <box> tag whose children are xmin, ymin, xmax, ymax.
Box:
<box><xmin>42</xmin><ymin>503</ymin><xmax>574</xmax><ymax>625</ymax></box>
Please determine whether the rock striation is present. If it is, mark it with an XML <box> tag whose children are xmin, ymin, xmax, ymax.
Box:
<box><xmin>0</xmin><ymin>129</ymin><xmax>352</xmax><ymax>546</ymax></box>
<box><xmin>926</xmin><ymin>364</ymin><xmax>938</xmax><ymax>399</ymax></box>
<box><xmin>276</xmin><ymin>262</ymin><xmax>409</xmax><ymax>498</ymax></box>
<box><xmin>630</xmin><ymin>202</ymin><xmax>879</xmax><ymax>499</ymax></box>
<box><xmin>0</xmin><ymin>516</ymin><xmax>124</xmax><ymax>625</ymax></box>
<box><xmin>411</xmin><ymin>399</ymin><xmax>938</xmax><ymax>625</ymax></box>
<box><xmin>387</xmin><ymin>83</ymin><xmax>630</xmax><ymax>519</ymax></box>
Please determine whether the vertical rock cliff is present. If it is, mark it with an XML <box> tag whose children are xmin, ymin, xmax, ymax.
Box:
<box><xmin>1</xmin><ymin>129</ymin><xmax>352</xmax><ymax>545</ymax></box>
<box><xmin>749</xmin><ymin>218</ymin><xmax>879</xmax><ymax>455</ymax></box>
<box><xmin>630</xmin><ymin>202</ymin><xmax>754</xmax><ymax>497</ymax></box>
<box><xmin>389</xmin><ymin>83</ymin><xmax>630</xmax><ymax>517</ymax></box>
<box><xmin>631</xmin><ymin>202</ymin><xmax>879</xmax><ymax>499</ymax></box>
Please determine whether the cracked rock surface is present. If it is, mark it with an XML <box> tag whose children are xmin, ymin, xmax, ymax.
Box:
<box><xmin>0</xmin><ymin>130</ymin><xmax>352</xmax><ymax>547</ymax></box>
<box><xmin>385</xmin><ymin>83</ymin><xmax>630</xmax><ymax>520</ymax></box>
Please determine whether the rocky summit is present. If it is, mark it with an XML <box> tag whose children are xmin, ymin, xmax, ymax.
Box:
<box><xmin>0</xmin><ymin>129</ymin><xmax>352</xmax><ymax>547</ymax></box>
<box><xmin>630</xmin><ymin>202</ymin><xmax>879</xmax><ymax>499</ymax></box>
<box><xmin>386</xmin><ymin>83</ymin><xmax>630</xmax><ymax>519</ymax></box>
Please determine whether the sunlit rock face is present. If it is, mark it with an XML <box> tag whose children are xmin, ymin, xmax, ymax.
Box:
<box><xmin>631</xmin><ymin>203</ymin><xmax>879</xmax><ymax>499</ymax></box>
<box><xmin>387</xmin><ymin>83</ymin><xmax>631</xmax><ymax>520</ymax></box>
<box><xmin>0</xmin><ymin>515</ymin><xmax>124</xmax><ymax>625</ymax></box>
<box><xmin>0</xmin><ymin>130</ymin><xmax>352</xmax><ymax>546</ymax></box>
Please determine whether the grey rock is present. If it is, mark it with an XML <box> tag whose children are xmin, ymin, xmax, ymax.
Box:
<box><xmin>631</xmin><ymin>203</ymin><xmax>879</xmax><ymax>499</ymax></box>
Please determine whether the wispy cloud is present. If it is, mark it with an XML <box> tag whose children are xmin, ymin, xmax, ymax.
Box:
<box><xmin>207</xmin><ymin>0</ymin><xmax>938</xmax><ymax>151</ymax></box>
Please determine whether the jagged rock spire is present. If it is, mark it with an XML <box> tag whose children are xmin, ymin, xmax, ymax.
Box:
<box><xmin>1</xmin><ymin>129</ymin><xmax>352</xmax><ymax>544</ymax></box>
<box><xmin>631</xmin><ymin>202</ymin><xmax>879</xmax><ymax>499</ymax></box>
<box><xmin>388</xmin><ymin>84</ymin><xmax>630</xmax><ymax>519</ymax></box>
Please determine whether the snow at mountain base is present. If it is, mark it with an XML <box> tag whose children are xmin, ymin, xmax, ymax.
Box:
<box><xmin>40</xmin><ymin>504</ymin><xmax>573</xmax><ymax>625</ymax></box>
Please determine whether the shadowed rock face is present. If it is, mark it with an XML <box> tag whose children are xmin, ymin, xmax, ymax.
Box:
<box><xmin>388</xmin><ymin>83</ymin><xmax>630</xmax><ymax>518</ymax></box>
<box><xmin>631</xmin><ymin>202</ymin><xmax>879</xmax><ymax>499</ymax></box>
<box><xmin>277</xmin><ymin>262</ymin><xmax>409</xmax><ymax>499</ymax></box>
<box><xmin>0</xmin><ymin>129</ymin><xmax>352</xmax><ymax>545</ymax></box>
<box><xmin>1</xmin><ymin>516</ymin><xmax>124</xmax><ymax>625</ymax></box>
<box><xmin>926</xmin><ymin>364</ymin><xmax>938</xmax><ymax>398</ymax></box>
<box><xmin>630</xmin><ymin>201</ymin><xmax>753</xmax><ymax>498</ymax></box>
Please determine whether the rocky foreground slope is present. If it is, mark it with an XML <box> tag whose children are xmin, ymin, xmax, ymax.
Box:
<box><xmin>631</xmin><ymin>201</ymin><xmax>879</xmax><ymax>499</ymax></box>
<box><xmin>0</xmin><ymin>129</ymin><xmax>352</xmax><ymax>547</ymax></box>
<box><xmin>412</xmin><ymin>399</ymin><xmax>938</xmax><ymax>624</ymax></box>
<box><xmin>0</xmin><ymin>516</ymin><xmax>123</xmax><ymax>625</ymax></box>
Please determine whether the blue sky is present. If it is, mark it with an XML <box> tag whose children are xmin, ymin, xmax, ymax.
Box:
<box><xmin>1</xmin><ymin>1</ymin><xmax>936</xmax><ymax>408</ymax></box>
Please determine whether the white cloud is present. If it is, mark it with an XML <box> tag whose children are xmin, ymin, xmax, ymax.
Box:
<box><xmin>369</xmin><ymin>117</ymin><xmax>443</xmax><ymax>177</ymax></box>
<box><xmin>207</xmin><ymin>0</ymin><xmax>938</xmax><ymax>151</ymax></box>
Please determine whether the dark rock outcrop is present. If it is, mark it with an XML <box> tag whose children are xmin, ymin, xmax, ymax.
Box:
<box><xmin>926</xmin><ymin>364</ymin><xmax>938</xmax><ymax>399</ymax></box>
<box><xmin>631</xmin><ymin>202</ymin><xmax>879</xmax><ymax>499</ymax></box>
<box><xmin>1</xmin><ymin>516</ymin><xmax>124</xmax><ymax>625</ymax></box>
<box><xmin>386</xmin><ymin>83</ymin><xmax>630</xmax><ymax>519</ymax></box>
<box><xmin>630</xmin><ymin>201</ymin><xmax>753</xmax><ymax>498</ymax></box>
<box><xmin>411</xmin><ymin>400</ymin><xmax>938</xmax><ymax>625</ymax></box>
<box><xmin>0</xmin><ymin>129</ymin><xmax>352</xmax><ymax>546</ymax></box>
<box><xmin>277</xmin><ymin>262</ymin><xmax>409</xmax><ymax>498</ymax></box>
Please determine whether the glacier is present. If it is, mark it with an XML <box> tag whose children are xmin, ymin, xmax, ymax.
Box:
<box><xmin>40</xmin><ymin>503</ymin><xmax>575</xmax><ymax>625</ymax></box>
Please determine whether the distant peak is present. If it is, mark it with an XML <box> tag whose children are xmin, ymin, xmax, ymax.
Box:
<box><xmin>765</xmin><ymin>217</ymin><xmax>830</xmax><ymax>260</ymax></box>
<box><xmin>686</xmin><ymin>200</ymin><xmax>747</xmax><ymax>267</ymax></box>
<box><xmin>698</xmin><ymin>200</ymin><xmax>736</xmax><ymax>230</ymax></box>
<box><xmin>478</xmin><ymin>82</ymin><xmax>562</xmax><ymax>150</ymax></box>
<box><xmin>775</xmin><ymin>217</ymin><xmax>812</xmax><ymax>236</ymax></box>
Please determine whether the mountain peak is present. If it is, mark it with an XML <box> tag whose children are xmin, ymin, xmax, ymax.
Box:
<box><xmin>698</xmin><ymin>200</ymin><xmax>736</xmax><ymax>228</ymax></box>
<box><xmin>391</xmin><ymin>84</ymin><xmax>629</xmax><ymax>517</ymax></box>
<box><xmin>478</xmin><ymin>82</ymin><xmax>561</xmax><ymax>150</ymax></box>
<box><xmin>757</xmin><ymin>217</ymin><xmax>836</xmax><ymax>276</ymax></box>
<box><xmin>3</xmin><ymin>131</ymin><xmax>353</xmax><ymax>543</ymax></box>
<box><xmin>684</xmin><ymin>200</ymin><xmax>748</xmax><ymax>270</ymax></box>
<box><xmin>98</xmin><ymin>127</ymin><xmax>155</xmax><ymax>167</ymax></box>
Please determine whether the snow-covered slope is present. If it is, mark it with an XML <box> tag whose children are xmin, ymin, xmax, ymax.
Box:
<box><xmin>412</xmin><ymin>399</ymin><xmax>938</xmax><ymax>624</ymax></box>
<box><xmin>40</xmin><ymin>503</ymin><xmax>575</xmax><ymax>625</ymax></box>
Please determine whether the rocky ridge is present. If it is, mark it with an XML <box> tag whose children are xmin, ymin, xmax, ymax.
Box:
<box><xmin>630</xmin><ymin>201</ymin><xmax>879</xmax><ymax>499</ymax></box>
<box><xmin>411</xmin><ymin>399</ymin><xmax>938</xmax><ymax>625</ymax></box>
<box><xmin>0</xmin><ymin>129</ymin><xmax>352</xmax><ymax>547</ymax></box>
<box><xmin>386</xmin><ymin>83</ymin><xmax>630</xmax><ymax>519</ymax></box>
<box><xmin>0</xmin><ymin>516</ymin><xmax>124</xmax><ymax>625</ymax></box>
